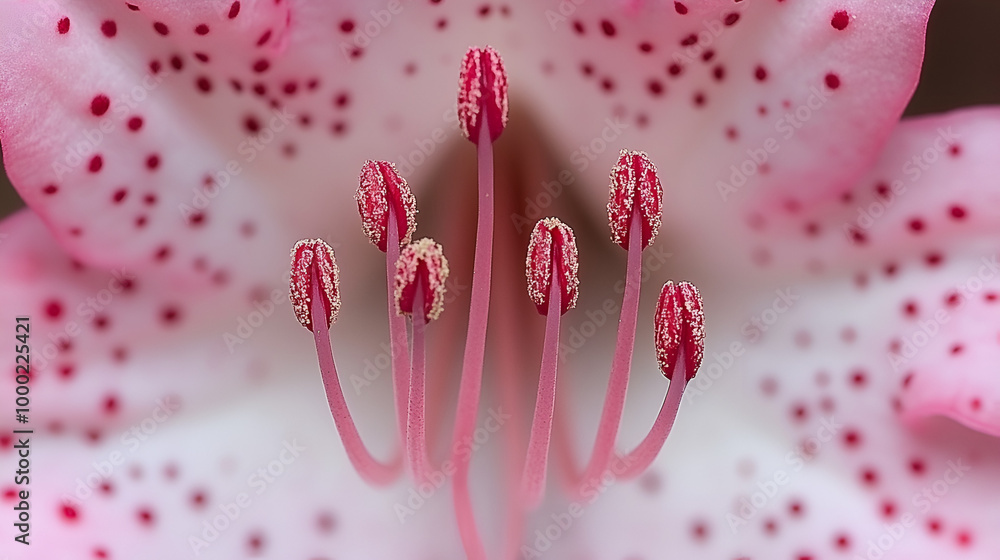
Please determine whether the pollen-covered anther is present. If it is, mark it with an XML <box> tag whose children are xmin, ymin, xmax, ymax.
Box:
<box><xmin>526</xmin><ymin>217</ymin><xmax>580</xmax><ymax>315</ymax></box>
<box><xmin>355</xmin><ymin>160</ymin><xmax>418</xmax><ymax>251</ymax></box>
<box><xmin>289</xmin><ymin>239</ymin><xmax>341</xmax><ymax>332</ymax></box>
<box><xmin>394</xmin><ymin>238</ymin><xmax>450</xmax><ymax>321</ymax></box>
<box><xmin>608</xmin><ymin>150</ymin><xmax>663</xmax><ymax>250</ymax></box>
<box><xmin>654</xmin><ymin>281</ymin><xmax>705</xmax><ymax>381</ymax></box>
<box><xmin>457</xmin><ymin>45</ymin><xmax>509</xmax><ymax>144</ymax></box>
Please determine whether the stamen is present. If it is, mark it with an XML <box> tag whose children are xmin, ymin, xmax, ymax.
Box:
<box><xmin>607</xmin><ymin>150</ymin><xmax>663</xmax><ymax>250</ymax></box>
<box><xmin>355</xmin><ymin>160</ymin><xmax>417</xmax><ymax>252</ymax></box>
<box><xmin>450</xmin><ymin>48</ymin><xmax>505</xmax><ymax>557</ymax></box>
<box><xmin>289</xmin><ymin>239</ymin><xmax>402</xmax><ymax>485</ymax></box>
<box><xmin>617</xmin><ymin>281</ymin><xmax>705</xmax><ymax>478</ymax></box>
<box><xmin>355</xmin><ymin>161</ymin><xmax>418</xmax><ymax>449</ymax></box>
<box><xmin>521</xmin><ymin>218</ymin><xmax>579</xmax><ymax>509</ymax></box>
<box><xmin>457</xmin><ymin>46</ymin><xmax>509</xmax><ymax>145</ymax></box>
<box><xmin>393</xmin><ymin>238</ymin><xmax>450</xmax><ymax>482</ymax></box>
<box><xmin>566</xmin><ymin>150</ymin><xmax>663</xmax><ymax>495</ymax></box>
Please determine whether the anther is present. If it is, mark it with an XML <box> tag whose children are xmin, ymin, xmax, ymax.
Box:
<box><xmin>355</xmin><ymin>160</ymin><xmax>418</xmax><ymax>252</ymax></box>
<box><xmin>607</xmin><ymin>150</ymin><xmax>663</xmax><ymax>250</ymax></box>
<box><xmin>654</xmin><ymin>281</ymin><xmax>705</xmax><ymax>381</ymax></box>
<box><xmin>457</xmin><ymin>46</ymin><xmax>509</xmax><ymax>145</ymax></box>
<box><xmin>289</xmin><ymin>239</ymin><xmax>340</xmax><ymax>332</ymax></box>
<box><xmin>526</xmin><ymin>218</ymin><xmax>580</xmax><ymax>316</ymax></box>
<box><xmin>394</xmin><ymin>238</ymin><xmax>450</xmax><ymax>321</ymax></box>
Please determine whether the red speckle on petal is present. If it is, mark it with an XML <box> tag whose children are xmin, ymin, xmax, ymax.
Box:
<box><xmin>62</xmin><ymin>503</ymin><xmax>80</xmax><ymax>521</ymax></box>
<box><xmin>724</xmin><ymin>12</ymin><xmax>740</xmax><ymax>26</ymax></box>
<box><xmin>154</xmin><ymin>245</ymin><xmax>172</xmax><ymax>262</ymax></box>
<box><xmin>127</xmin><ymin>116</ymin><xmax>144</xmax><ymax>131</ymax></box>
<box><xmin>58</xmin><ymin>17</ymin><xmax>70</xmax><ymax>34</ymax></box>
<box><xmin>43</xmin><ymin>184</ymin><xmax>58</xmax><ymax>195</ymax></box>
<box><xmin>257</xmin><ymin>29</ymin><xmax>272</xmax><ymax>46</ymax></box>
<box><xmin>146</xmin><ymin>154</ymin><xmax>161</xmax><ymax>170</ymax></box>
<box><xmin>674</xmin><ymin>2</ymin><xmax>688</xmax><ymax>14</ymax></box>
<box><xmin>600</xmin><ymin>19</ymin><xmax>616</xmax><ymax>37</ymax></box>
<box><xmin>137</xmin><ymin>508</ymin><xmax>155</xmax><ymax>525</ymax></box>
<box><xmin>153</xmin><ymin>22</ymin><xmax>169</xmax><ymax>35</ymax></box>
<box><xmin>88</xmin><ymin>156</ymin><xmax>103</xmax><ymax>173</ymax></box>
<box><xmin>161</xmin><ymin>306</ymin><xmax>181</xmax><ymax>325</ymax></box>
<box><xmin>825</xmin><ymin>73</ymin><xmax>842</xmax><ymax>89</ymax></box>
<box><xmin>229</xmin><ymin>2</ymin><xmax>241</xmax><ymax>18</ymax></box>
<box><xmin>949</xmin><ymin>205</ymin><xmax>967</xmax><ymax>220</ymax></box>
<box><xmin>196</xmin><ymin>76</ymin><xmax>212</xmax><ymax>93</ymax></box>
<box><xmin>831</xmin><ymin>10</ymin><xmax>850</xmax><ymax>30</ymax></box>
<box><xmin>195</xmin><ymin>23</ymin><xmax>210</xmax><ymax>35</ymax></box>
<box><xmin>91</xmin><ymin>94</ymin><xmax>110</xmax><ymax>116</ymax></box>
<box><xmin>253</xmin><ymin>59</ymin><xmax>270</xmax><ymax>73</ymax></box>
<box><xmin>754</xmin><ymin>65</ymin><xmax>768</xmax><ymax>81</ymax></box>
<box><xmin>101</xmin><ymin>20</ymin><xmax>116</xmax><ymax>37</ymax></box>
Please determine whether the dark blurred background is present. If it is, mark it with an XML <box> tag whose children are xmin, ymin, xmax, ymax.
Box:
<box><xmin>2</xmin><ymin>1</ymin><xmax>998</xmax><ymax>218</ymax></box>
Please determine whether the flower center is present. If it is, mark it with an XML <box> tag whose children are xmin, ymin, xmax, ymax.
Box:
<box><xmin>287</xmin><ymin>47</ymin><xmax>706</xmax><ymax>559</ymax></box>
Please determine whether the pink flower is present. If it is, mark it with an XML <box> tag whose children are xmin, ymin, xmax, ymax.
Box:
<box><xmin>1</xmin><ymin>1</ymin><xmax>998</xmax><ymax>559</ymax></box>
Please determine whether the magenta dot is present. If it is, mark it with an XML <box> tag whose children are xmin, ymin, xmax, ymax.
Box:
<box><xmin>196</xmin><ymin>76</ymin><xmax>212</xmax><ymax>93</ymax></box>
<box><xmin>128</xmin><ymin>117</ymin><xmax>144</xmax><ymax>131</ymax></box>
<box><xmin>831</xmin><ymin>10</ymin><xmax>850</xmax><ymax>30</ymax></box>
<box><xmin>57</xmin><ymin>17</ymin><xmax>70</xmax><ymax>34</ymax></box>
<box><xmin>339</xmin><ymin>19</ymin><xmax>355</xmax><ymax>33</ymax></box>
<box><xmin>146</xmin><ymin>154</ymin><xmax>161</xmax><ymax>170</ymax></box>
<box><xmin>90</xmin><ymin>95</ymin><xmax>110</xmax><ymax>116</ymax></box>
<box><xmin>674</xmin><ymin>2</ymin><xmax>688</xmax><ymax>14</ymax></box>
<box><xmin>43</xmin><ymin>184</ymin><xmax>58</xmax><ymax>195</ymax></box>
<box><xmin>101</xmin><ymin>20</ymin><xmax>116</xmax><ymax>37</ymax></box>
<box><xmin>724</xmin><ymin>12</ymin><xmax>740</xmax><ymax>26</ymax></box>
<box><xmin>45</xmin><ymin>300</ymin><xmax>63</xmax><ymax>319</ymax></box>
<box><xmin>153</xmin><ymin>22</ymin><xmax>169</xmax><ymax>35</ymax></box>
<box><xmin>825</xmin><ymin>73</ymin><xmax>842</xmax><ymax>89</ymax></box>
<box><xmin>88</xmin><ymin>155</ymin><xmax>103</xmax><ymax>173</ymax></box>
<box><xmin>195</xmin><ymin>24</ymin><xmax>210</xmax><ymax>35</ymax></box>
<box><xmin>229</xmin><ymin>1</ymin><xmax>241</xmax><ymax>18</ymax></box>
<box><xmin>252</xmin><ymin>59</ymin><xmax>270</xmax><ymax>73</ymax></box>
<box><xmin>754</xmin><ymin>65</ymin><xmax>768</xmax><ymax>81</ymax></box>
<box><xmin>600</xmin><ymin>19</ymin><xmax>616</xmax><ymax>37</ymax></box>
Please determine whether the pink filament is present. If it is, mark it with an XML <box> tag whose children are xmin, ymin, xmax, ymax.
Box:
<box><xmin>520</xmin><ymin>270</ymin><xmax>563</xmax><ymax>509</ymax></box>
<box><xmin>310</xmin><ymin>273</ymin><xmax>402</xmax><ymax>486</ymax></box>
<box><xmin>570</xmin><ymin>209</ymin><xmax>644</xmax><ymax>494</ymax></box>
<box><xmin>618</xmin><ymin>349</ymin><xmax>688</xmax><ymax>479</ymax></box>
<box><xmin>387</xmin><ymin>204</ymin><xmax>410</xmax><ymax>446</ymax></box>
<box><xmin>407</xmin><ymin>280</ymin><xmax>432</xmax><ymax>483</ymax></box>
<box><xmin>451</xmin><ymin>122</ymin><xmax>494</xmax><ymax>560</ymax></box>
